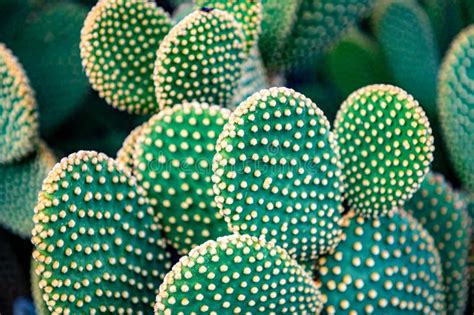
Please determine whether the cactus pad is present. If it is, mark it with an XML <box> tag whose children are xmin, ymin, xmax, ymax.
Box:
<box><xmin>0</xmin><ymin>43</ymin><xmax>38</xmax><ymax>164</ymax></box>
<box><xmin>0</xmin><ymin>142</ymin><xmax>55</xmax><ymax>238</ymax></box>
<box><xmin>334</xmin><ymin>84</ymin><xmax>434</xmax><ymax>217</ymax></box>
<box><xmin>405</xmin><ymin>172</ymin><xmax>471</xmax><ymax>314</ymax></box>
<box><xmin>154</xmin><ymin>8</ymin><xmax>245</xmax><ymax>108</ymax></box>
<box><xmin>213</xmin><ymin>87</ymin><xmax>344</xmax><ymax>261</ymax></box>
<box><xmin>317</xmin><ymin>210</ymin><xmax>446</xmax><ymax>314</ymax></box>
<box><xmin>438</xmin><ymin>25</ymin><xmax>474</xmax><ymax>193</ymax></box>
<box><xmin>193</xmin><ymin>0</ymin><xmax>262</xmax><ymax>53</ymax></box>
<box><xmin>80</xmin><ymin>0</ymin><xmax>172</xmax><ymax>114</ymax></box>
<box><xmin>32</xmin><ymin>151</ymin><xmax>172</xmax><ymax>314</ymax></box>
<box><xmin>133</xmin><ymin>102</ymin><xmax>230</xmax><ymax>255</ymax></box>
<box><xmin>155</xmin><ymin>233</ymin><xmax>323</xmax><ymax>314</ymax></box>
<box><xmin>116</xmin><ymin>124</ymin><xmax>144</xmax><ymax>174</ymax></box>
<box><xmin>373</xmin><ymin>0</ymin><xmax>439</xmax><ymax>115</ymax></box>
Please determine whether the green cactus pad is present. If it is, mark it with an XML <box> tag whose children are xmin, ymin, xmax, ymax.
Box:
<box><xmin>7</xmin><ymin>2</ymin><xmax>89</xmax><ymax>135</ymax></box>
<box><xmin>31</xmin><ymin>151</ymin><xmax>172</xmax><ymax>314</ymax></box>
<box><xmin>154</xmin><ymin>8</ymin><xmax>245</xmax><ymax>108</ymax></box>
<box><xmin>31</xmin><ymin>259</ymin><xmax>48</xmax><ymax>315</ymax></box>
<box><xmin>0</xmin><ymin>142</ymin><xmax>55</xmax><ymax>238</ymax></box>
<box><xmin>373</xmin><ymin>0</ymin><xmax>439</xmax><ymax>115</ymax></box>
<box><xmin>405</xmin><ymin>172</ymin><xmax>471</xmax><ymax>314</ymax></box>
<box><xmin>80</xmin><ymin>0</ymin><xmax>172</xmax><ymax>114</ymax></box>
<box><xmin>155</xmin><ymin>233</ymin><xmax>323</xmax><ymax>314</ymax></box>
<box><xmin>317</xmin><ymin>209</ymin><xmax>446</xmax><ymax>314</ymax></box>
<box><xmin>133</xmin><ymin>102</ymin><xmax>230</xmax><ymax>255</ymax></box>
<box><xmin>326</xmin><ymin>28</ymin><xmax>390</xmax><ymax>97</ymax></box>
<box><xmin>231</xmin><ymin>45</ymin><xmax>269</xmax><ymax>108</ymax></box>
<box><xmin>213</xmin><ymin>87</ymin><xmax>344</xmax><ymax>261</ymax></box>
<box><xmin>258</xmin><ymin>0</ymin><xmax>299</xmax><ymax>71</ymax></box>
<box><xmin>0</xmin><ymin>43</ymin><xmax>38</xmax><ymax>164</ymax></box>
<box><xmin>334</xmin><ymin>84</ymin><xmax>434</xmax><ymax>217</ymax></box>
<box><xmin>116</xmin><ymin>124</ymin><xmax>145</xmax><ymax>174</ymax></box>
<box><xmin>438</xmin><ymin>25</ymin><xmax>474</xmax><ymax>193</ymax></box>
<box><xmin>193</xmin><ymin>0</ymin><xmax>262</xmax><ymax>53</ymax></box>
<box><xmin>274</xmin><ymin>0</ymin><xmax>375</xmax><ymax>70</ymax></box>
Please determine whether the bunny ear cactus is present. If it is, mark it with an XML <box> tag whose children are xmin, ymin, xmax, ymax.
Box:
<box><xmin>31</xmin><ymin>259</ymin><xmax>48</xmax><ymax>315</ymax></box>
<box><xmin>404</xmin><ymin>172</ymin><xmax>471</xmax><ymax>315</ymax></box>
<box><xmin>373</xmin><ymin>0</ymin><xmax>440</xmax><ymax>116</ymax></box>
<box><xmin>268</xmin><ymin>0</ymin><xmax>375</xmax><ymax>71</ymax></box>
<box><xmin>0</xmin><ymin>43</ymin><xmax>38</xmax><ymax>164</ymax></box>
<box><xmin>438</xmin><ymin>25</ymin><xmax>474</xmax><ymax>193</ymax></box>
<box><xmin>133</xmin><ymin>102</ymin><xmax>231</xmax><ymax>255</ymax></box>
<box><xmin>317</xmin><ymin>209</ymin><xmax>446</xmax><ymax>314</ymax></box>
<box><xmin>31</xmin><ymin>151</ymin><xmax>172</xmax><ymax>314</ymax></box>
<box><xmin>154</xmin><ymin>8</ymin><xmax>246</xmax><ymax>108</ymax></box>
<box><xmin>155</xmin><ymin>234</ymin><xmax>323</xmax><ymax>314</ymax></box>
<box><xmin>334</xmin><ymin>84</ymin><xmax>434</xmax><ymax>218</ymax></box>
<box><xmin>193</xmin><ymin>0</ymin><xmax>263</xmax><ymax>54</ymax></box>
<box><xmin>213</xmin><ymin>87</ymin><xmax>344</xmax><ymax>262</ymax></box>
<box><xmin>0</xmin><ymin>142</ymin><xmax>55</xmax><ymax>238</ymax></box>
<box><xmin>80</xmin><ymin>0</ymin><xmax>172</xmax><ymax>114</ymax></box>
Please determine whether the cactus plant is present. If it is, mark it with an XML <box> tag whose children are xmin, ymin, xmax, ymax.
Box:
<box><xmin>334</xmin><ymin>84</ymin><xmax>434</xmax><ymax>217</ymax></box>
<box><xmin>0</xmin><ymin>142</ymin><xmax>55</xmax><ymax>238</ymax></box>
<box><xmin>317</xmin><ymin>209</ymin><xmax>446</xmax><ymax>314</ymax></box>
<box><xmin>80</xmin><ymin>0</ymin><xmax>172</xmax><ymax>114</ymax></box>
<box><xmin>438</xmin><ymin>25</ymin><xmax>474</xmax><ymax>193</ymax></box>
<box><xmin>30</xmin><ymin>259</ymin><xmax>47</xmax><ymax>315</ymax></box>
<box><xmin>0</xmin><ymin>43</ymin><xmax>38</xmax><ymax>164</ymax></box>
<box><xmin>405</xmin><ymin>172</ymin><xmax>471</xmax><ymax>315</ymax></box>
<box><xmin>373</xmin><ymin>0</ymin><xmax>440</xmax><ymax>116</ymax></box>
<box><xmin>116</xmin><ymin>124</ymin><xmax>145</xmax><ymax>174</ymax></box>
<box><xmin>193</xmin><ymin>0</ymin><xmax>262</xmax><ymax>53</ymax></box>
<box><xmin>5</xmin><ymin>2</ymin><xmax>89</xmax><ymax>135</ymax></box>
<box><xmin>155</xmin><ymin>233</ymin><xmax>323</xmax><ymax>314</ymax></box>
<box><xmin>213</xmin><ymin>87</ymin><xmax>344</xmax><ymax>261</ymax></box>
<box><xmin>31</xmin><ymin>151</ymin><xmax>172</xmax><ymax>314</ymax></box>
<box><xmin>271</xmin><ymin>0</ymin><xmax>375</xmax><ymax>71</ymax></box>
<box><xmin>133</xmin><ymin>102</ymin><xmax>231</xmax><ymax>255</ymax></box>
<box><xmin>154</xmin><ymin>8</ymin><xmax>245</xmax><ymax>108</ymax></box>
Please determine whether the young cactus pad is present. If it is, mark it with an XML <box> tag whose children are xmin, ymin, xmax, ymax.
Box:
<box><xmin>154</xmin><ymin>233</ymin><xmax>323</xmax><ymax>314</ymax></box>
<box><xmin>193</xmin><ymin>0</ymin><xmax>263</xmax><ymax>53</ymax></box>
<box><xmin>405</xmin><ymin>172</ymin><xmax>471</xmax><ymax>314</ymax></box>
<box><xmin>317</xmin><ymin>210</ymin><xmax>446</xmax><ymax>314</ymax></box>
<box><xmin>213</xmin><ymin>87</ymin><xmax>344</xmax><ymax>261</ymax></box>
<box><xmin>80</xmin><ymin>0</ymin><xmax>172</xmax><ymax>114</ymax></box>
<box><xmin>31</xmin><ymin>151</ymin><xmax>172</xmax><ymax>314</ymax></box>
<box><xmin>154</xmin><ymin>8</ymin><xmax>245</xmax><ymax>108</ymax></box>
<box><xmin>0</xmin><ymin>142</ymin><xmax>55</xmax><ymax>238</ymax></box>
<box><xmin>438</xmin><ymin>25</ymin><xmax>474</xmax><ymax>193</ymax></box>
<box><xmin>373</xmin><ymin>0</ymin><xmax>440</xmax><ymax>115</ymax></box>
<box><xmin>334</xmin><ymin>84</ymin><xmax>434</xmax><ymax>217</ymax></box>
<box><xmin>0</xmin><ymin>43</ymin><xmax>38</xmax><ymax>164</ymax></box>
<box><xmin>133</xmin><ymin>102</ymin><xmax>230</xmax><ymax>255</ymax></box>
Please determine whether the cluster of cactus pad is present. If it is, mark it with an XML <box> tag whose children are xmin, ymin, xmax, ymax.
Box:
<box><xmin>0</xmin><ymin>0</ymin><xmax>472</xmax><ymax>314</ymax></box>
